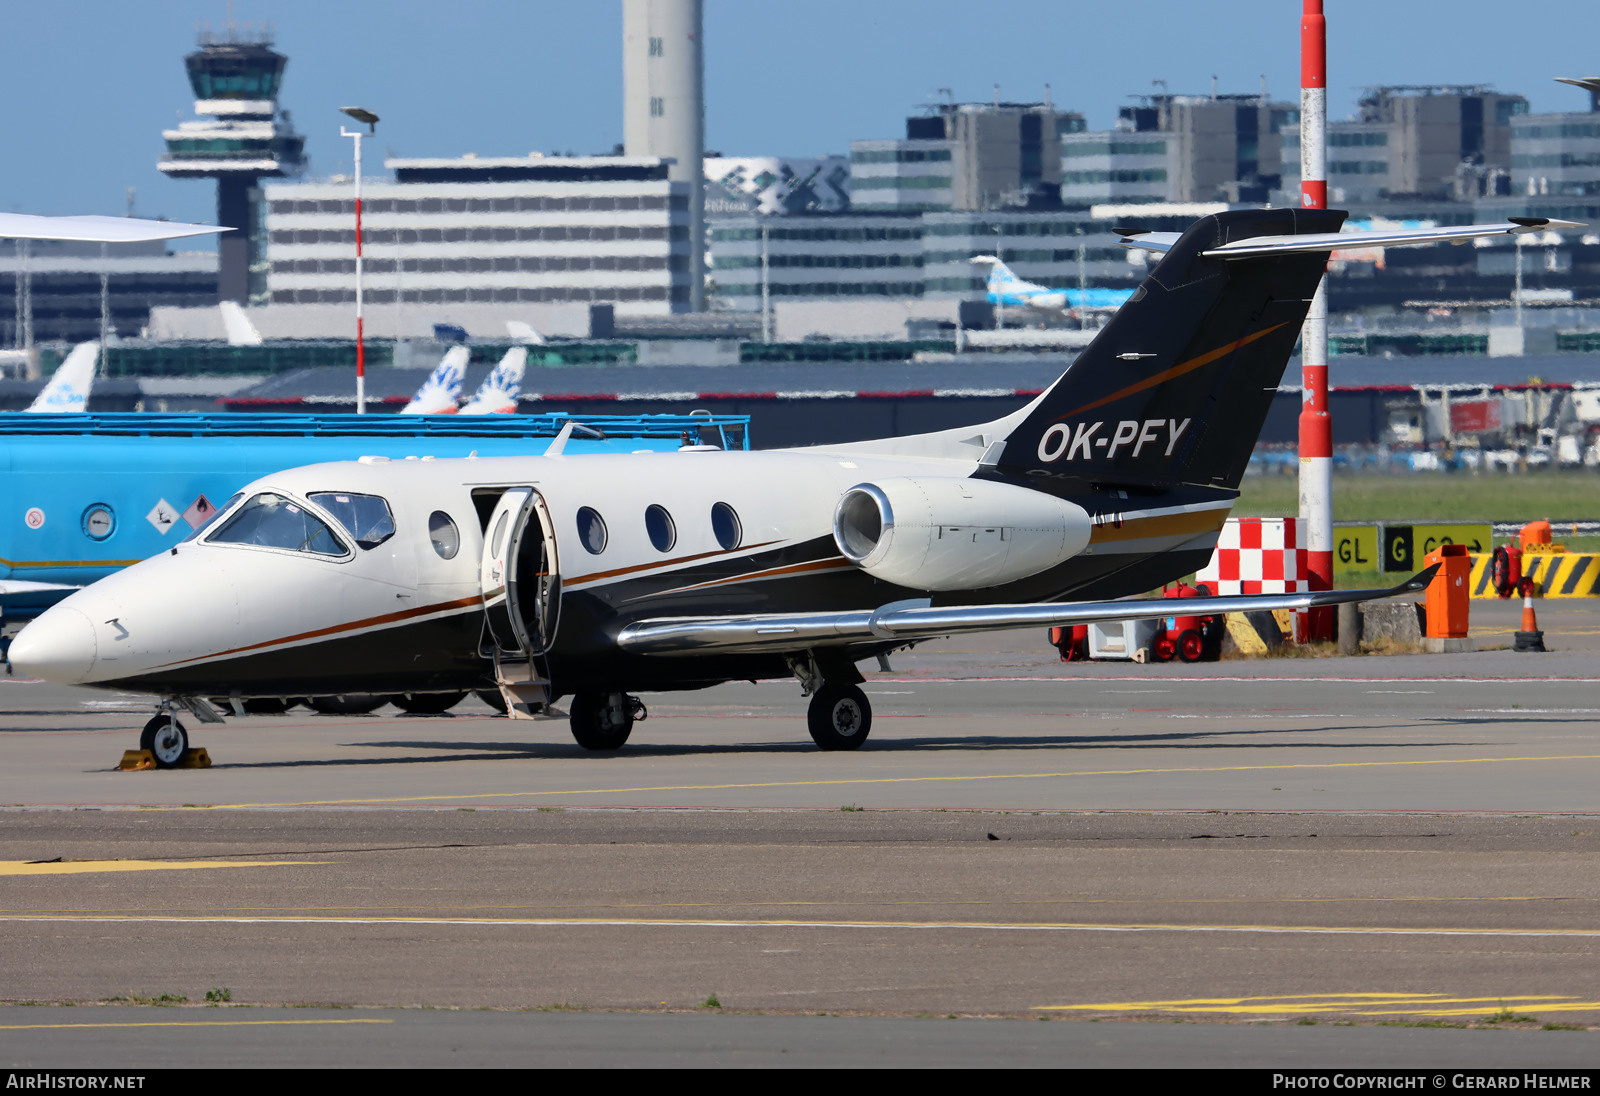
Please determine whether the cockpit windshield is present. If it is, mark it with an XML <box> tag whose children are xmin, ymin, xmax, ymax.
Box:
<box><xmin>207</xmin><ymin>492</ymin><xmax>347</xmax><ymax>557</ymax></box>
<box><xmin>309</xmin><ymin>492</ymin><xmax>396</xmax><ymax>550</ymax></box>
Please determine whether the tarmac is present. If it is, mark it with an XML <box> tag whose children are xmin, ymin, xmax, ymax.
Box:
<box><xmin>2</xmin><ymin>596</ymin><xmax>1598</xmax><ymax>1068</ymax></box>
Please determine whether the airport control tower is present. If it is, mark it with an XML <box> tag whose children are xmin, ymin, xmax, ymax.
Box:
<box><xmin>158</xmin><ymin>25</ymin><xmax>304</xmax><ymax>303</ymax></box>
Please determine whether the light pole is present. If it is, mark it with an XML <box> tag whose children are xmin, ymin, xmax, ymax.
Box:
<box><xmin>340</xmin><ymin>106</ymin><xmax>379</xmax><ymax>413</ymax></box>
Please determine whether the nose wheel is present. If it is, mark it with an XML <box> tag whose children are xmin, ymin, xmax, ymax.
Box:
<box><xmin>139</xmin><ymin>714</ymin><xmax>190</xmax><ymax>770</ymax></box>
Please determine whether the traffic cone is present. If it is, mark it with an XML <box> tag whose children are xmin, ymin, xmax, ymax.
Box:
<box><xmin>1514</xmin><ymin>578</ymin><xmax>1546</xmax><ymax>652</ymax></box>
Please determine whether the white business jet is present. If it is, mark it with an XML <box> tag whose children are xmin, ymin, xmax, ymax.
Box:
<box><xmin>26</xmin><ymin>341</ymin><xmax>98</xmax><ymax>413</ymax></box>
<box><xmin>12</xmin><ymin>210</ymin><xmax>1577</xmax><ymax>765</ymax></box>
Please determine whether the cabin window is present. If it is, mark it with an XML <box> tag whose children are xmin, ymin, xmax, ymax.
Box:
<box><xmin>207</xmin><ymin>492</ymin><xmax>346</xmax><ymax>557</ymax></box>
<box><xmin>645</xmin><ymin>505</ymin><xmax>676</xmax><ymax>553</ymax></box>
<box><xmin>576</xmin><ymin>507</ymin><xmax>608</xmax><ymax>554</ymax></box>
<box><xmin>181</xmin><ymin>492</ymin><xmax>242</xmax><ymax>543</ymax></box>
<box><xmin>711</xmin><ymin>502</ymin><xmax>742</xmax><ymax>550</ymax></box>
<box><xmin>428</xmin><ymin>512</ymin><xmax>460</xmax><ymax>560</ymax></box>
<box><xmin>309</xmin><ymin>492</ymin><xmax>395</xmax><ymax>550</ymax></box>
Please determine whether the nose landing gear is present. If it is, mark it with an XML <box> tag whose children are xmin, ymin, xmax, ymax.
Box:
<box><xmin>139</xmin><ymin>713</ymin><xmax>190</xmax><ymax>769</ymax></box>
<box><xmin>127</xmin><ymin>698</ymin><xmax>224</xmax><ymax>770</ymax></box>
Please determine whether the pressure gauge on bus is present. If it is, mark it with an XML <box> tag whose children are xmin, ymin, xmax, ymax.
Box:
<box><xmin>81</xmin><ymin>504</ymin><xmax>116</xmax><ymax>541</ymax></box>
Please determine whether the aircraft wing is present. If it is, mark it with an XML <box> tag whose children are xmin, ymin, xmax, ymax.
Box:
<box><xmin>1120</xmin><ymin>218</ymin><xmax>1583</xmax><ymax>258</ymax></box>
<box><xmin>616</xmin><ymin>567</ymin><xmax>1438</xmax><ymax>657</ymax></box>
<box><xmin>0</xmin><ymin>214</ymin><xmax>228</xmax><ymax>243</ymax></box>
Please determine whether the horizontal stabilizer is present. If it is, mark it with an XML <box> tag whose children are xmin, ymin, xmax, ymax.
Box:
<box><xmin>1121</xmin><ymin>219</ymin><xmax>1586</xmax><ymax>259</ymax></box>
<box><xmin>616</xmin><ymin>566</ymin><xmax>1439</xmax><ymax>657</ymax></box>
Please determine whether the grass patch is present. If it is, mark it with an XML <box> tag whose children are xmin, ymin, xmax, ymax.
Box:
<box><xmin>1484</xmin><ymin>1006</ymin><xmax>1540</xmax><ymax>1024</ymax></box>
<box><xmin>700</xmin><ymin>993</ymin><xmax>722</xmax><ymax>1009</ymax></box>
<box><xmin>128</xmin><ymin>993</ymin><xmax>187</xmax><ymax>1006</ymax></box>
<box><xmin>204</xmin><ymin>988</ymin><xmax>231</xmax><ymax>1003</ymax></box>
<box><xmin>1543</xmin><ymin>1023</ymin><xmax>1588</xmax><ymax>1031</ymax></box>
<box><xmin>1237</xmin><ymin>469</ymin><xmax>1600</xmax><ymax>527</ymax></box>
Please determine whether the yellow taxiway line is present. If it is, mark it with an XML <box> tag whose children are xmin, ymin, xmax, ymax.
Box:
<box><xmin>4</xmin><ymin>913</ymin><xmax>1600</xmax><ymax>939</ymax></box>
<box><xmin>1036</xmin><ymin>992</ymin><xmax>1600</xmax><ymax>1017</ymax></box>
<box><xmin>0</xmin><ymin>860</ymin><xmax>317</xmax><ymax>877</ymax></box>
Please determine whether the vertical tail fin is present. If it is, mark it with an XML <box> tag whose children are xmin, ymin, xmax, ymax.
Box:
<box><xmin>460</xmin><ymin>347</ymin><xmax>526</xmax><ymax>414</ymax></box>
<box><xmin>27</xmin><ymin>342</ymin><xmax>98</xmax><ymax>413</ymax></box>
<box><xmin>993</xmin><ymin>207</ymin><xmax>1345</xmax><ymax>490</ymax></box>
<box><xmin>218</xmin><ymin>301</ymin><xmax>264</xmax><ymax>346</ymax></box>
<box><xmin>400</xmin><ymin>346</ymin><xmax>469</xmax><ymax>414</ymax></box>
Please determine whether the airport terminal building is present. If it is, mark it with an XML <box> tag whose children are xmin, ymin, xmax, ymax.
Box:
<box><xmin>262</xmin><ymin>155</ymin><xmax>696</xmax><ymax>313</ymax></box>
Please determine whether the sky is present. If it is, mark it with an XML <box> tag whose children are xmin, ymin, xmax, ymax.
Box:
<box><xmin>2</xmin><ymin>0</ymin><xmax>1596</xmax><ymax>238</ymax></box>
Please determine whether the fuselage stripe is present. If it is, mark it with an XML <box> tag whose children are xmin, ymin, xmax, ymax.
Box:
<box><xmin>152</xmin><ymin>594</ymin><xmax>483</xmax><ymax>670</ymax></box>
<box><xmin>563</xmin><ymin>539</ymin><xmax>782</xmax><ymax>588</ymax></box>
<box><xmin>657</xmin><ymin>556</ymin><xmax>855</xmax><ymax>596</ymax></box>
<box><xmin>1053</xmin><ymin>323</ymin><xmax>1288</xmax><ymax>422</ymax></box>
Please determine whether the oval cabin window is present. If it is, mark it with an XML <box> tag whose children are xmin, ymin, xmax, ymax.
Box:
<box><xmin>645</xmin><ymin>505</ymin><xmax>676</xmax><ymax>553</ymax></box>
<box><xmin>576</xmin><ymin>507</ymin><xmax>608</xmax><ymax>554</ymax></box>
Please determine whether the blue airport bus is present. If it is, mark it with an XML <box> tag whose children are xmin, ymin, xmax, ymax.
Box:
<box><xmin>0</xmin><ymin>411</ymin><xmax>749</xmax><ymax>623</ymax></box>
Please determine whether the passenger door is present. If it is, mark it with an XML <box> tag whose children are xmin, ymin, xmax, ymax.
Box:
<box><xmin>479</xmin><ymin>487</ymin><xmax>534</xmax><ymax>655</ymax></box>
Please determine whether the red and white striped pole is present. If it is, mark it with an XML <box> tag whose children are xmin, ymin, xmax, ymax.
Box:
<box><xmin>353</xmin><ymin>131</ymin><xmax>365</xmax><ymax>415</ymax></box>
<box><xmin>1298</xmin><ymin>0</ymin><xmax>1333</xmax><ymax>640</ymax></box>
<box><xmin>340</xmin><ymin>109</ymin><xmax>379</xmax><ymax>414</ymax></box>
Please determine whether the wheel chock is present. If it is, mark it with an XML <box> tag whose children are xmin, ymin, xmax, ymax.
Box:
<box><xmin>116</xmin><ymin>747</ymin><xmax>211</xmax><ymax>771</ymax></box>
<box><xmin>175</xmin><ymin>747</ymin><xmax>212</xmax><ymax>769</ymax></box>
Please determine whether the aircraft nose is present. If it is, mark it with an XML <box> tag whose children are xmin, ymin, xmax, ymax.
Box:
<box><xmin>10</xmin><ymin>606</ymin><xmax>97</xmax><ymax>684</ymax></box>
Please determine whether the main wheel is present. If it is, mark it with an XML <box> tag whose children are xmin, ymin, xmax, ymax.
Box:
<box><xmin>139</xmin><ymin>714</ymin><xmax>189</xmax><ymax>769</ymax></box>
<box><xmin>568</xmin><ymin>692</ymin><xmax>635</xmax><ymax>751</ymax></box>
<box><xmin>307</xmin><ymin>694</ymin><xmax>389</xmax><ymax>715</ymax></box>
<box><xmin>806</xmin><ymin>682</ymin><xmax>872</xmax><ymax>751</ymax></box>
<box><xmin>475</xmin><ymin>689</ymin><xmax>509</xmax><ymax>714</ymax></box>
<box><xmin>391</xmin><ymin>691</ymin><xmax>468</xmax><ymax>715</ymax></box>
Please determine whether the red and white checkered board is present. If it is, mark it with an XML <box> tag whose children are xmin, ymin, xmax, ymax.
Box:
<box><xmin>1196</xmin><ymin>518</ymin><xmax>1310</xmax><ymax>595</ymax></box>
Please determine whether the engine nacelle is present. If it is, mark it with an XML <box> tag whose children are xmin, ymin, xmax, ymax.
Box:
<box><xmin>832</xmin><ymin>477</ymin><xmax>1093</xmax><ymax>591</ymax></box>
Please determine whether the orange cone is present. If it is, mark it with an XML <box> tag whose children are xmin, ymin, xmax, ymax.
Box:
<box><xmin>1514</xmin><ymin>578</ymin><xmax>1546</xmax><ymax>652</ymax></box>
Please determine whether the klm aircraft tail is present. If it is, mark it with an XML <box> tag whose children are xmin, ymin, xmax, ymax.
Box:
<box><xmin>400</xmin><ymin>346</ymin><xmax>468</xmax><ymax>415</ymax></box>
<box><xmin>993</xmin><ymin>207</ymin><xmax>1346</xmax><ymax>491</ymax></box>
<box><xmin>971</xmin><ymin>254</ymin><xmax>1022</xmax><ymax>296</ymax></box>
<box><xmin>27</xmin><ymin>342</ymin><xmax>98</xmax><ymax>413</ymax></box>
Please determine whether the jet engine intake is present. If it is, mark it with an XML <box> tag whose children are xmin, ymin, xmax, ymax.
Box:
<box><xmin>831</xmin><ymin>477</ymin><xmax>1092</xmax><ymax>591</ymax></box>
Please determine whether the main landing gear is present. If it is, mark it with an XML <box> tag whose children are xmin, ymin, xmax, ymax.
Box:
<box><xmin>790</xmin><ymin>653</ymin><xmax>873</xmax><ymax>751</ymax></box>
<box><xmin>807</xmin><ymin>681</ymin><xmax>872</xmax><ymax>751</ymax></box>
<box><xmin>568</xmin><ymin>692</ymin><xmax>647</xmax><ymax>751</ymax></box>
